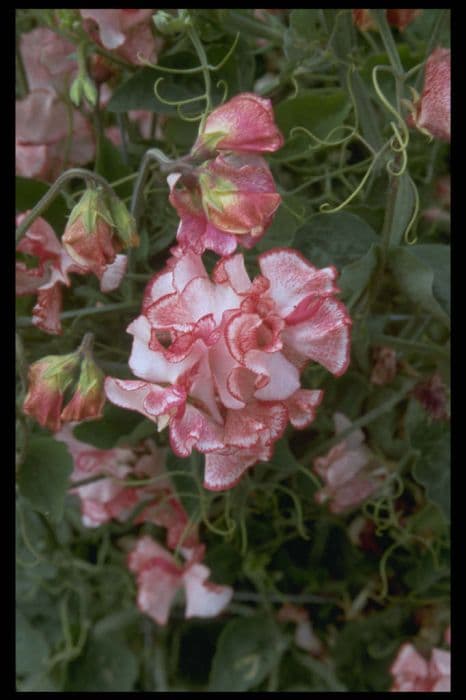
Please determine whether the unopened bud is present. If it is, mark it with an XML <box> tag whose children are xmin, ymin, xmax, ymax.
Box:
<box><xmin>61</xmin><ymin>354</ymin><xmax>105</xmax><ymax>422</ymax></box>
<box><xmin>23</xmin><ymin>353</ymin><xmax>80</xmax><ymax>432</ymax></box>
<box><xmin>108</xmin><ymin>197</ymin><xmax>140</xmax><ymax>248</ymax></box>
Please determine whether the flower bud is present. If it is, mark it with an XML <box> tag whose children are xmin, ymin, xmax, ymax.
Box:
<box><xmin>61</xmin><ymin>354</ymin><xmax>106</xmax><ymax>422</ymax></box>
<box><xmin>407</xmin><ymin>48</ymin><xmax>451</xmax><ymax>142</ymax></box>
<box><xmin>197</xmin><ymin>153</ymin><xmax>281</xmax><ymax>240</ymax></box>
<box><xmin>63</xmin><ymin>188</ymin><xmax>120</xmax><ymax>280</ymax></box>
<box><xmin>108</xmin><ymin>197</ymin><xmax>140</xmax><ymax>248</ymax></box>
<box><xmin>194</xmin><ymin>92</ymin><xmax>284</xmax><ymax>154</ymax></box>
<box><xmin>152</xmin><ymin>9</ymin><xmax>190</xmax><ymax>35</ymax></box>
<box><xmin>23</xmin><ymin>353</ymin><xmax>80</xmax><ymax>432</ymax></box>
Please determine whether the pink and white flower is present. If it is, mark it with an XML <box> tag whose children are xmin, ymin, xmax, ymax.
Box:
<box><xmin>19</xmin><ymin>27</ymin><xmax>77</xmax><ymax>94</ymax></box>
<box><xmin>408</xmin><ymin>48</ymin><xmax>451</xmax><ymax>143</ymax></box>
<box><xmin>168</xmin><ymin>153</ymin><xmax>281</xmax><ymax>255</ymax></box>
<box><xmin>127</xmin><ymin>535</ymin><xmax>233</xmax><ymax>625</ymax></box>
<box><xmin>105</xmin><ymin>248</ymin><xmax>351</xmax><ymax>490</ymax></box>
<box><xmin>55</xmin><ymin>425</ymin><xmax>196</xmax><ymax>547</ymax></box>
<box><xmin>193</xmin><ymin>92</ymin><xmax>284</xmax><ymax>155</ymax></box>
<box><xmin>390</xmin><ymin>642</ymin><xmax>451</xmax><ymax>692</ymax></box>
<box><xmin>313</xmin><ymin>413</ymin><xmax>386</xmax><ymax>513</ymax></box>
<box><xmin>277</xmin><ymin>604</ymin><xmax>322</xmax><ymax>656</ymax></box>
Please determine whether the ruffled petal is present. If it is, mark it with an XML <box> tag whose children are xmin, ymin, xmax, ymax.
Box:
<box><xmin>183</xmin><ymin>563</ymin><xmax>233</xmax><ymax>618</ymax></box>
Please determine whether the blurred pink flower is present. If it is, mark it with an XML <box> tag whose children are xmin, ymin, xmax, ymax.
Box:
<box><xmin>80</xmin><ymin>9</ymin><xmax>158</xmax><ymax>65</ymax></box>
<box><xmin>408</xmin><ymin>48</ymin><xmax>451</xmax><ymax>142</ymax></box>
<box><xmin>353</xmin><ymin>9</ymin><xmax>421</xmax><ymax>32</ymax></box>
<box><xmin>16</xmin><ymin>89</ymin><xmax>95</xmax><ymax>182</ymax></box>
<box><xmin>390</xmin><ymin>642</ymin><xmax>451</xmax><ymax>692</ymax></box>
<box><xmin>313</xmin><ymin>413</ymin><xmax>386</xmax><ymax>513</ymax></box>
<box><xmin>19</xmin><ymin>27</ymin><xmax>77</xmax><ymax>94</ymax></box>
<box><xmin>105</xmin><ymin>248</ymin><xmax>351</xmax><ymax>490</ymax></box>
<box><xmin>277</xmin><ymin>604</ymin><xmax>322</xmax><ymax>655</ymax></box>
<box><xmin>412</xmin><ymin>373</ymin><xmax>450</xmax><ymax>421</ymax></box>
<box><xmin>127</xmin><ymin>535</ymin><xmax>233</xmax><ymax>625</ymax></box>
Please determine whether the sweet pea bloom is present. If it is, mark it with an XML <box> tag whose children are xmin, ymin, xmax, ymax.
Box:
<box><xmin>80</xmin><ymin>9</ymin><xmax>158</xmax><ymax>65</ymax></box>
<box><xmin>23</xmin><ymin>353</ymin><xmax>80</xmax><ymax>432</ymax></box>
<box><xmin>19</xmin><ymin>27</ymin><xmax>77</xmax><ymax>94</ymax></box>
<box><xmin>127</xmin><ymin>535</ymin><xmax>233</xmax><ymax>625</ymax></box>
<box><xmin>55</xmin><ymin>426</ymin><xmax>196</xmax><ymax>547</ymax></box>
<box><xmin>16</xmin><ymin>214</ymin><xmax>128</xmax><ymax>334</ymax></box>
<box><xmin>168</xmin><ymin>153</ymin><xmax>281</xmax><ymax>255</ymax></box>
<box><xmin>390</xmin><ymin>643</ymin><xmax>451</xmax><ymax>692</ymax></box>
<box><xmin>194</xmin><ymin>92</ymin><xmax>284</xmax><ymax>154</ymax></box>
<box><xmin>408</xmin><ymin>48</ymin><xmax>451</xmax><ymax>142</ymax></box>
<box><xmin>313</xmin><ymin>413</ymin><xmax>386</xmax><ymax>513</ymax></box>
<box><xmin>105</xmin><ymin>248</ymin><xmax>351</xmax><ymax>490</ymax></box>
<box><xmin>15</xmin><ymin>90</ymin><xmax>95</xmax><ymax>182</ymax></box>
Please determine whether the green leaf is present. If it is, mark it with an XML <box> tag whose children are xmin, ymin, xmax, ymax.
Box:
<box><xmin>275</xmin><ymin>89</ymin><xmax>352</xmax><ymax>140</ymax></box>
<box><xmin>66</xmin><ymin>637</ymin><xmax>138</xmax><ymax>691</ymax></box>
<box><xmin>339</xmin><ymin>242</ymin><xmax>381</xmax><ymax>299</ymax></box>
<box><xmin>387</xmin><ymin>173</ymin><xmax>417</xmax><ymax>247</ymax></box>
<box><xmin>73</xmin><ymin>403</ymin><xmax>144</xmax><ymax>449</ymax></box>
<box><xmin>387</xmin><ymin>245</ymin><xmax>450</xmax><ymax>327</ymax></box>
<box><xmin>292</xmin><ymin>211</ymin><xmax>378</xmax><ymax>269</ymax></box>
<box><xmin>107</xmin><ymin>68</ymin><xmax>204</xmax><ymax>115</ymax></box>
<box><xmin>16</xmin><ymin>609</ymin><xmax>50</xmax><ymax>678</ymax></box>
<box><xmin>209</xmin><ymin>614</ymin><xmax>287</xmax><ymax>691</ymax></box>
<box><xmin>16</xmin><ymin>176</ymin><xmax>68</xmax><ymax>232</ymax></box>
<box><xmin>284</xmin><ymin>9</ymin><xmax>324</xmax><ymax>63</ymax></box>
<box><xmin>18</xmin><ymin>437</ymin><xmax>73</xmax><ymax>522</ymax></box>
<box><xmin>411</xmin><ymin>420</ymin><xmax>450</xmax><ymax>522</ymax></box>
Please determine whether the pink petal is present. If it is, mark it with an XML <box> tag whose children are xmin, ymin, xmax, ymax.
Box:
<box><xmin>259</xmin><ymin>249</ymin><xmax>339</xmax><ymax>318</ymax></box>
<box><xmin>244</xmin><ymin>349</ymin><xmax>301</xmax><ymax>400</ymax></box>
<box><xmin>204</xmin><ymin>449</ymin><xmax>262</xmax><ymax>491</ymax></box>
<box><xmin>183</xmin><ymin>563</ymin><xmax>233</xmax><ymax>618</ymax></box>
<box><xmin>104</xmin><ymin>377</ymin><xmax>176</xmax><ymax>423</ymax></box>
<box><xmin>81</xmin><ymin>9</ymin><xmax>126</xmax><ymax>49</ymax></box>
<box><xmin>285</xmin><ymin>389</ymin><xmax>324</xmax><ymax>429</ymax></box>
<box><xmin>32</xmin><ymin>283</ymin><xmax>63</xmax><ymax>335</ymax></box>
<box><xmin>282</xmin><ymin>297</ymin><xmax>351</xmax><ymax>376</ymax></box>
<box><xmin>100</xmin><ymin>254</ymin><xmax>128</xmax><ymax>292</ymax></box>
<box><xmin>169</xmin><ymin>404</ymin><xmax>224</xmax><ymax>457</ymax></box>
<box><xmin>212</xmin><ymin>254</ymin><xmax>252</xmax><ymax>294</ymax></box>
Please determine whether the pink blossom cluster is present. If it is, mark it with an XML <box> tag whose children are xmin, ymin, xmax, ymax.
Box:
<box><xmin>16</xmin><ymin>27</ymin><xmax>95</xmax><ymax>181</ymax></box>
<box><xmin>16</xmin><ymin>215</ymin><xmax>127</xmax><ymax>335</ymax></box>
<box><xmin>313</xmin><ymin>413</ymin><xmax>386</xmax><ymax>513</ymax></box>
<box><xmin>390</xmin><ymin>641</ymin><xmax>451</xmax><ymax>692</ymax></box>
<box><xmin>105</xmin><ymin>247</ymin><xmax>351</xmax><ymax>491</ymax></box>
<box><xmin>168</xmin><ymin>93</ymin><xmax>284</xmax><ymax>256</ymax></box>
<box><xmin>80</xmin><ymin>9</ymin><xmax>159</xmax><ymax>66</ymax></box>
<box><xmin>55</xmin><ymin>425</ymin><xmax>232</xmax><ymax>624</ymax></box>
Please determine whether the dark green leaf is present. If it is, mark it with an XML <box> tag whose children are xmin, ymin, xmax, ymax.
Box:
<box><xmin>166</xmin><ymin>451</ymin><xmax>202</xmax><ymax>518</ymax></box>
<box><xmin>387</xmin><ymin>173</ymin><xmax>417</xmax><ymax>248</ymax></box>
<box><xmin>411</xmin><ymin>420</ymin><xmax>450</xmax><ymax>522</ymax></box>
<box><xmin>339</xmin><ymin>242</ymin><xmax>381</xmax><ymax>299</ymax></box>
<box><xmin>66</xmin><ymin>637</ymin><xmax>138</xmax><ymax>691</ymax></box>
<box><xmin>16</xmin><ymin>609</ymin><xmax>50</xmax><ymax>678</ymax></box>
<box><xmin>73</xmin><ymin>403</ymin><xmax>144</xmax><ymax>449</ymax></box>
<box><xmin>95</xmin><ymin>136</ymin><xmax>132</xmax><ymax>199</ymax></box>
<box><xmin>275</xmin><ymin>89</ymin><xmax>352</xmax><ymax>140</ymax></box>
<box><xmin>18</xmin><ymin>437</ymin><xmax>73</xmax><ymax>522</ymax></box>
<box><xmin>209</xmin><ymin>614</ymin><xmax>287</xmax><ymax>691</ymax></box>
<box><xmin>16</xmin><ymin>176</ymin><xmax>68</xmax><ymax>232</ymax></box>
<box><xmin>387</xmin><ymin>245</ymin><xmax>450</xmax><ymax>327</ymax></box>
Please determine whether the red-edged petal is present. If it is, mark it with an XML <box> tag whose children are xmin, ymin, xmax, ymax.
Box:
<box><xmin>285</xmin><ymin>389</ymin><xmax>324</xmax><ymax>429</ymax></box>
<box><xmin>244</xmin><ymin>349</ymin><xmax>301</xmax><ymax>400</ymax></box>
<box><xmin>282</xmin><ymin>297</ymin><xmax>351</xmax><ymax>376</ymax></box>
<box><xmin>100</xmin><ymin>254</ymin><xmax>127</xmax><ymax>292</ymax></box>
<box><xmin>32</xmin><ymin>283</ymin><xmax>63</xmax><ymax>335</ymax></box>
<box><xmin>212</xmin><ymin>253</ymin><xmax>252</xmax><ymax>294</ymax></box>
<box><xmin>169</xmin><ymin>404</ymin><xmax>224</xmax><ymax>457</ymax></box>
<box><xmin>259</xmin><ymin>248</ymin><xmax>339</xmax><ymax>318</ymax></box>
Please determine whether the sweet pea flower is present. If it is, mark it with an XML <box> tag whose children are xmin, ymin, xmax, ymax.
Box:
<box><xmin>105</xmin><ymin>248</ymin><xmax>351</xmax><ymax>490</ymax></box>
<box><xmin>15</xmin><ymin>90</ymin><xmax>95</xmax><ymax>182</ymax></box>
<box><xmin>193</xmin><ymin>92</ymin><xmax>284</xmax><ymax>155</ymax></box>
<box><xmin>127</xmin><ymin>535</ymin><xmax>233</xmax><ymax>625</ymax></box>
<box><xmin>353</xmin><ymin>9</ymin><xmax>421</xmax><ymax>32</ymax></box>
<box><xmin>313</xmin><ymin>413</ymin><xmax>386</xmax><ymax>513</ymax></box>
<box><xmin>55</xmin><ymin>426</ymin><xmax>196</xmax><ymax>547</ymax></box>
<box><xmin>168</xmin><ymin>153</ymin><xmax>281</xmax><ymax>255</ymax></box>
<box><xmin>23</xmin><ymin>353</ymin><xmax>81</xmax><ymax>432</ymax></box>
<box><xmin>16</xmin><ymin>214</ymin><xmax>128</xmax><ymax>334</ymax></box>
<box><xmin>19</xmin><ymin>27</ymin><xmax>77</xmax><ymax>94</ymax></box>
<box><xmin>390</xmin><ymin>642</ymin><xmax>451</xmax><ymax>692</ymax></box>
<box><xmin>80</xmin><ymin>9</ymin><xmax>158</xmax><ymax>65</ymax></box>
<box><xmin>407</xmin><ymin>48</ymin><xmax>451</xmax><ymax>143</ymax></box>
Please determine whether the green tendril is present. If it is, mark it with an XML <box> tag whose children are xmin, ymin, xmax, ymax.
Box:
<box><xmin>154</xmin><ymin>77</ymin><xmax>207</xmax><ymax>108</ymax></box>
<box><xmin>404</xmin><ymin>175</ymin><xmax>420</xmax><ymax>245</ymax></box>
<box><xmin>216</xmin><ymin>79</ymin><xmax>229</xmax><ymax>104</ymax></box>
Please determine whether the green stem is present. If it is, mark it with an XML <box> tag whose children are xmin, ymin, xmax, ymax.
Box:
<box><xmin>221</xmin><ymin>10</ymin><xmax>284</xmax><ymax>42</ymax></box>
<box><xmin>16</xmin><ymin>301</ymin><xmax>138</xmax><ymax>327</ymax></box>
<box><xmin>187</xmin><ymin>25</ymin><xmax>212</xmax><ymax>132</ymax></box>
<box><xmin>15</xmin><ymin>168</ymin><xmax>116</xmax><ymax>244</ymax></box>
<box><xmin>371</xmin><ymin>10</ymin><xmax>403</xmax><ymax>75</ymax></box>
